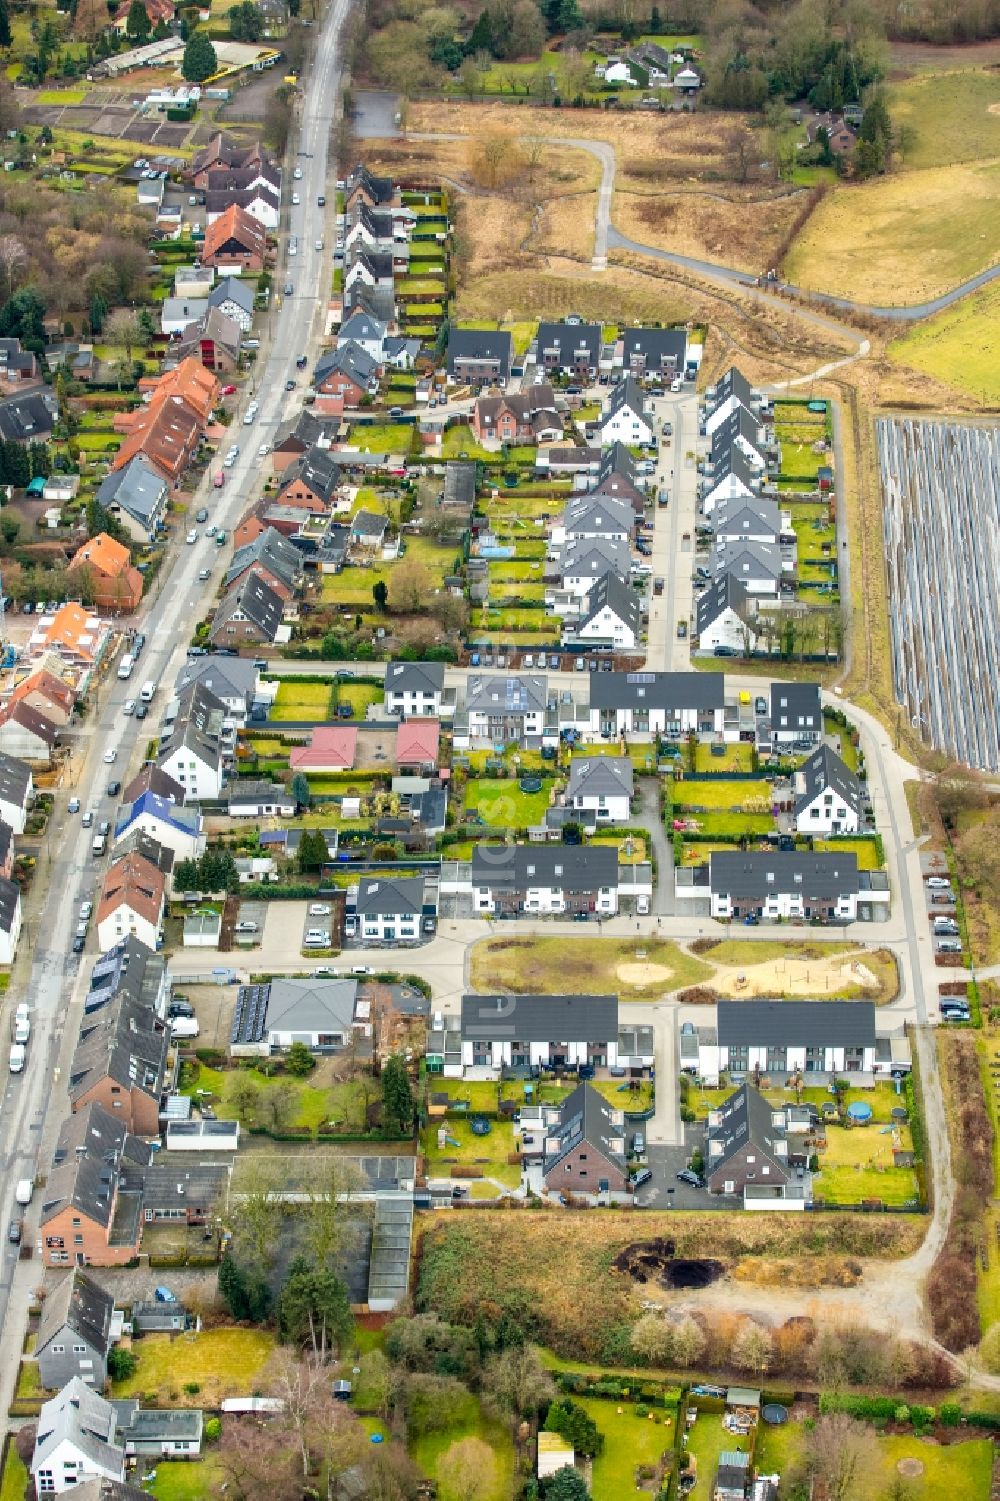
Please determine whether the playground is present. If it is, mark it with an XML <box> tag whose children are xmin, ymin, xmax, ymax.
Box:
<box><xmin>710</xmin><ymin>950</ymin><xmax>884</xmax><ymax>1001</ymax></box>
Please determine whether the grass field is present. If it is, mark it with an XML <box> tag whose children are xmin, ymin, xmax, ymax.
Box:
<box><xmin>691</xmin><ymin>742</ymin><xmax>756</xmax><ymax>773</ymax></box>
<box><xmin>113</xmin><ymin>1329</ymin><xmax>277</xmax><ymax>1405</ymax></box>
<box><xmin>672</xmin><ymin>778</ymin><xmax>773</xmax><ymax>811</ymax></box>
<box><xmin>685</xmin><ymin>1410</ymin><xmax>746</xmax><ymax>1501</ymax></box>
<box><xmin>890</xmin><ymin>68</ymin><xmax>1000</xmax><ymax>171</ymax></box>
<box><xmin>428</xmin><ymin>1071</ymin><xmax>653</xmax><ymax>1115</ymax></box>
<box><xmin>0</xmin><ymin>1449</ymin><xmax>26</xmax><ymax>1501</ymax></box>
<box><xmin>469</xmin><ymin>936</ymin><xmax>713</xmax><ymax>999</ymax></box>
<box><xmin>179</xmin><ymin>1060</ymin><xmax>368</xmax><ymax>1133</ymax></box>
<box><xmin>346</xmin><ymin>423</ymin><xmax>412</xmax><ymax>454</ymax></box>
<box><xmin>889</xmin><ymin>278</ymin><xmax>1000</xmax><ymax>405</ymax></box>
<box><xmin>150</xmin><ymin>1461</ymin><xmax>224</xmax><ymax>1501</ymax></box>
<box><xmin>814</xmin><ymin>1118</ymin><xmax>920</xmax><ymax>1206</ymax></box>
<box><xmin>270</xmin><ymin>681</ymin><xmax>332</xmax><ymax>720</ymax></box>
<box><xmin>581</xmin><ymin>1397</ymin><xmax>676</xmax><ymax>1501</ymax></box>
<box><xmin>334</xmin><ymin>681</ymin><xmax>382</xmax><ymax>717</ymax></box>
<box><xmin>752</xmin><ymin>1422</ymin><xmax>991</xmax><ymax>1501</ymax></box>
<box><xmin>814</xmin><ymin>837</ymin><xmax>881</xmax><ymax>870</ymax></box>
<box><xmin>421</xmin><ymin>1114</ymin><xmax>521</xmax><ymax>1187</ymax></box>
<box><xmin>784</xmin><ymin>160</ymin><xmax>1000</xmax><ymax>305</ymax></box>
<box><xmin>464</xmin><ymin>778</ymin><xmax>553</xmax><ymax>827</ymax></box>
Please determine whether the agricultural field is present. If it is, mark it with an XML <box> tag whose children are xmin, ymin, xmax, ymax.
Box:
<box><xmin>889</xmin><ymin>279</ymin><xmax>1000</xmax><ymax>406</ymax></box>
<box><xmin>890</xmin><ymin>67</ymin><xmax>1000</xmax><ymax>172</ymax></box>
<box><xmin>783</xmin><ymin>160</ymin><xmax>1000</xmax><ymax>306</ymax></box>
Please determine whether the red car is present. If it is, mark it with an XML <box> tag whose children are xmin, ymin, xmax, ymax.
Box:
<box><xmin>221</xmin><ymin>384</ymin><xmax>237</xmax><ymax>396</ymax></box>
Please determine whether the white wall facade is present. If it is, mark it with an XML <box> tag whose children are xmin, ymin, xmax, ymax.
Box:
<box><xmin>794</xmin><ymin>789</ymin><xmax>860</xmax><ymax>835</ymax></box>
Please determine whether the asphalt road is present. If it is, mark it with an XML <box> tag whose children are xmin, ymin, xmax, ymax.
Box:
<box><xmin>0</xmin><ymin>0</ymin><xmax>353</xmax><ymax>1412</ymax></box>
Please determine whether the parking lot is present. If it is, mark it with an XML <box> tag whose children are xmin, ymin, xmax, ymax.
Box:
<box><xmin>633</xmin><ymin>1128</ymin><xmax>734</xmax><ymax>1211</ymax></box>
<box><xmin>879</xmin><ymin>417</ymin><xmax>1000</xmax><ymax>771</ymax></box>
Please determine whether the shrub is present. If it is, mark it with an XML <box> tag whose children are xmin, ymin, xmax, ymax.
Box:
<box><xmin>107</xmin><ymin>1347</ymin><xmax>137</xmax><ymax>1381</ymax></box>
<box><xmin>184</xmin><ymin>1381</ymin><xmax>201</xmax><ymax>1395</ymax></box>
<box><xmin>204</xmin><ymin>1417</ymin><xmax>221</xmax><ymax>1442</ymax></box>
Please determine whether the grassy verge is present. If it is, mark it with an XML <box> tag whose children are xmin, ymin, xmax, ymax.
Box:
<box><xmin>469</xmin><ymin>936</ymin><xmax>712</xmax><ymax>999</ymax></box>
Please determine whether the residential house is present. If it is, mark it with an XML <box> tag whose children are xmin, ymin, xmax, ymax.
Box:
<box><xmin>336</xmin><ymin>310</ymin><xmax>389</xmax><ymax>362</ymax></box>
<box><xmin>190</xmin><ymin>134</ymin><xmax>273</xmax><ymax>190</ymax></box>
<box><xmin>696</xmin><ymin>999</ymin><xmax>877</xmax><ymax>1086</ymax></box>
<box><xmin>701</xmin><ymin>445</ymin><xmax>759</xmax><ymax>516</ymax></box>
<box><xmin>158</xmin><ymin>681</ymin><xmax>228</xmax><ymax>800</ymax></box>
<box><xmin>826</xmin><ymin>121</ymin><xmax>857</xmax><ymax>156</ymax></box>
<box><xmin>471</xmin><ymin>384</ymin><xmax>562</xmax><ymax>445</ymax></box>
<box><xmin>344</xmin><ymin>163</ymin><xmax>398</xmax><ymax>212</ymax></box>
<box><xmin>597</xmin><ymin>376</ymin><xmax>654</xmax><ymax>447</ymax></box>
<box><xmin>535</xmin><ymin>446</ymin><xmax>601</xmax><ymax>479</ymax></box>
<box><xmin>343</xmin><ymin>251</ymin><xmax>394</xmax><ymax>297</ymax></box>
<box><xmin>116</xmin><ymin>1409</ymin><xmax>203</xmax><ymax>1461</ymax></box>
<box><xmin>95</xmin><ymin>458</ymin><xmax>168</xmax><ymax>544</ymax></box>
<box><xmin>383</xmin><ymin>660</ymin><xmax>445</xmax><ymax>719</ymax></box>
<box><xmin>0</xmin><ymin>875</ymin><xmax>21</xmax><ymax>964</ymax></box>
<box><xmin>41</xmin><ymin>1104</ymin><xmax>150</xmax><ymax>1267</ymax></box>
<box><xmin>471</xmin><ymin>843</ymin><xmax>619</xmax><ymax>917</ymax></box>
<box><xmin>620</xmin><ymin>327</ymin><xmax>687</xmax><ymax>380</ymax></box>
<box><xmin>69</xmin><ymin>996</ymin><xmax>169</xmax><ymax>1136</ymax></box>
<box><xmin>355</xmin><ymin>875</ymin><xmax>425</xmax><ymax>943</ymax></box>
<box><xmin>0</xmin><ymin>336</ymin><xmax>39</xmax><ymax>386</ymax></box>
<box><xmin>534</xmin><ymin>320</ymin><xmax>602</xmax><ymax>380</ymax></box>
<box><xmin>68</xmin><ymin>535</ymin><xmax>143</xmax><ymax>614</ymax></box>
<box><xmin>351</xmin><ymin>509</ymin><xmax>388</xmax><ymax>550</ymax></box>
<box><xmin>585</xmin><ymin>671</ymin><xmax>725</xmax><ymax>740</ymax></box>
<box><xmin>459</xmin><ymin>993</ymin><xmax>619</xmax><ymax>1075</ymax></box>
<box><xmin>36</xmin><ymin>1272</ymin><xmax>115</xmax><ymax>1391</ymax></box>
<box><xmin>564</xmin><ymin>573</ymin><xmax>640</xmax><ymax>651</ymax></box>
<box><xmin>603</xmin><ymin>58</ymin><xmax>638</xmax><ymax>85</ymax></box>
<box><xmin>288</xmin><ymin>724</ymin><xmax>357</xmax><ymax>773</ymax></box>
<box><xmin>120</xmin><ymin>765</ymin><xmax>185</xmax><ymax>807</ymax></box>
<box><xmin>314</xmin><ymin>343</ymin><xmax>380</xmax><ymax>405</ymax></box>
<box><xmin>703</xmin><ymin>367</ymin><xmax>762</xmax><ymax>437</ymax></box>
<box><xmin>0</xmin><ymin>390</ymin><xmax>57</xmax><ymax>443</ymax></box>
<box><xmin>343</xmin><ymin>204</ymin><xmax>399</xmax><ymax>258</ymax></box>
<box><xmin>711</xmin><ymin>496</ymin><xmax>780</xmax><ymax>546</ymax></box>
<box><xmin>205</xmin><ymin>154</ymin><xmax>281</xmax><ymax>212</ymax></box>
<box><xmin>561</xmin><ymin>493</ymin><xmax>635</xmax><ymax>544</ymax></box>
<box><xmin>160</xmin><ymin>297</ymin><xmax>208</xmax><ymax>337</ymax></box>
<box><xmin>711</xmin><ymin>540</ymin><xmax>783</xmax><ymax>597</ymax></box>
<box><xmin>446</xmin><ymin>329</ymin><xmax>514</xmax><ymax>389</ymax></box>
<box><xmin>227</xmin><ymin>781</ymin><xmax>295</xmax><ymax>818</ymax></box>
<box><xmin>210</xmin><ymin>573</ymin><xmax>285</xmax><ymax>645</ymax></box>
<box><xmin>0</xmin><ymin>751</ymin><xmax>32</xmax><ymax>833</ymax></box>
<box><xmin>706</xmin><ymin>850</ymin><xmax>861</xmax><ymax>922</ymax></box>
<box><xmin>114</xmin><ymin>792</ymin><xmax>205</xmax><ymax>863</ymax></box>
<box><xmin>462</xmin><ymin>673</ymin><xmax>548</xmax><ymax>746</ymax></box>
<box><xmin>554</xmin><ymin>537</ymin><xmax>631</xmax><ymax>603</ymax></box>
<box><xmin>695</xmin><ymin>574</ymin><xmax>757</xmax><ymax>655</ymax></box>
<box><xmin>711</xmin><ymin>402</ymin><xmax>768</xmax><ymax>470</ymax></box>
<box><xmin>769</xmin><ymin>682</ymin><xmax>821</xmax><ymax>748</ymax></box>
<box><xmin>589</xmin><ymin>442</ymin><xmax>647</xmax><ymax>513</ymax></box>
<box><xmin>276</xmin><ymin>449</ymin><xmax>341</xmax><ymax>513</ymax></box>
<box><xmin>96</xmin><ymin>853</ymin><xmax>165</xmax><ymax>953</ymax></box>
<box><xmin>176</xmin><ymin>307</ymin><xmax>242</xmax><ymax>375</ymax></box>
<box><xmin>207</xmin><ymin>276</ymin><xmax>255</xmax><ymax>332</ymax></box>
<box><xmin>0</xmin><ymin>820</ymin><xmax>13</xmax><ymax>882</ymax></box>
<box><xmin>793</xmin><ymin>744</ymin><xmax>863</xmax><ymax>835</ymax></box>
<box><xmin>111</xmin><ymin>389</ymin><xmax>203</xmax><ymax>488</ymax></box>
<box><xmin>200</xmin><ymin>204</ymin><xmax>268</xmax><ymax>273</ymax></box>
<box><xmin>714</xmin><ymin>1452</ymin><xmax>751</xmax><ymax>1501</ymax></box>
<box><xmin>32</xmin><ymin>1380</ymin><xmax>126</xmax><ymax>1494</ymax></box>
<box><xmin>9</xmin><ymin>670</ymin><xmax>75</xmax><ymax>729</ymax></box>
<box><xmin>565</xmin><ymin>756</ymin><xmax>633</xmax><ymax>823</ymax></box>
<box><xmin>230</xmin><ymin>976</ymin><xmax>358</xmax><ymax>1056</ymax></box>
<box><xmin>59</xmin><ymin>1479</ymin><xmax>150</xmax><ymax>1501</ymax></box>
<box><xmin>226</xmin><ymin>526</ymin><xmax>304</xmax><ymax>598</ymax></box>
<box><xmin>174</xmin><ymin>654</ymin><xmax>260</xmax><ymax>727</ymax></box>
<box><xmin>395</xmin><ymin>719</ymin><xmax>440</xmax><ymax>773</ymax></box>
<box><xmin>86</xmin><ymin>936</ymin><xmax>168</xmax><ymax>1020</ymax></box>
<box><xmin>29</xmin><ymin>605</ymin><xmax>110</xmax><ymax>673</ymax></box>
<box><xmin>705</xmin><ymin>1082</ymin><xmax>791</xmax><ymax>1198</ymax></box>
<box><xmin>0</xmin><ymin>699</ymin><xmax>58</xmax><ymax>764</ymax></box>
<box><xmin>542</xmin><ymin>1082</ymin><xmax>629</xmax><ymax>1195</ymax></box>
<box><xmin>270</xmin><ymin>410</ymin><xmax>342</xmax><ymax>473</ymax></box>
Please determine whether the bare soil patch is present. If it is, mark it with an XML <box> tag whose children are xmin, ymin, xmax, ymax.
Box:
<box><xmin>897</xmin><ymin>1457</ymin><xmax>925</xmax><ymax>1477</ymax></box>
<box><xmin>617</xmin><ymin>961</ymin><xmax>674</xmax><ymax>988</ymax></box>
<box><xmin>711</xmin><ymin>954</ymin><xmax>881</xmax><ymax>999</ymax></box>
<box><xmin>614</xmin><ymin>1240</ymin><xmax>726</xmax><ymax>1290</ymax></box>
<box><xmin>616</xmin><ymin>186</ymin><xmax>805</xmax><ymax>276</ymax></box>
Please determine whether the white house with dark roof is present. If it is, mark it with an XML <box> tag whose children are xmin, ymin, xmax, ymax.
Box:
<box><xmin>565</xmin><ymin>755</ymin><xmax>633</xmax><ymax>823</ymax></box>
<box><xmin>559</xmin><ymin>492</ymin><xmax>635</xmax><ymax>545</ymax></box>
<box><xmin>711</xmin><ymin>495</ymin><xmax>781</xmax><ymax>546</ymax></box>
<box><xmin>710</xmin><ymin>403</ymin><xmax>768</xmax><ymax>469</ymax></box>
<box><xmin>95</xmin><ymin>458</ymin><xmax>167</xmax><ymax>544</ymax></box>
<box><xmin>711</xmin><ymin>540</ymin><xmax>783</xmax><ymax>597</ymax></box>
<box><xmin>793</xmin><ymin>744</ymin><xmax>863</xmax><ymax>834</ymax></box>
<box><xmin>696</xmin><ymin>574</ymin><xmax>757</xmax><ymax>655</ymax></box>
<box><xmin>563</xmin><ymin>573</ymin><xmax>640</xmax><ymax>650</ymax></box>
<box><xmin>32</xmin><ymin>1380</ymin><xmax>126</xmax><ymax>1494</ymax></box>
<box><xmin>113</xmin><ymin>791</ymin><xmax>205</xmax><ymax>862</ymax></box>
<box><xmin>207</xmin><ymin>276</ymin><xmax>255</xmax><ymax>332</ymax></box>
<box><xmin>458</xmin><ymin>992</ymin><xmax>620</xmax><ymax>1075</ymax></box>
<box><xmin>694</xmin><ymin>999</ymin><xmax>877</xmax><ymax>1085</ymax></box>
<box><xmin>461</xmin><ymin>673</ymin><xmax>549</xmax><ymax>746</ymax></box>
<box><xmin>583</xmin><ymin>671</ymin><xmax>725</xmax><ymax>740</ymax></box>
<box><xmin>383</xmin><ymin>660</ymin><xmax>445</xmax><ymax>718</ymax></box>
<box><xmin>701</xmin><ymin>446</ymin><xmax>759</xmax><ymax>516</ymax></box>
<box><xmin>174</xmin><ymin>653</ymin><xmax>261</xmax><ymax>726</ymax></box>
<box><xmin>769</xmin><ymin>681</ymin><xmax>822</xmax><ymax>748</ymax></box>
<box><xmin>470</xmin><ymin>843</ymin><xmax>619</xmax><ymax>916</ymax></box>
<box><xmin>0</xmin><ymin>750</ymin><xmax>32</xmax><ymax>833</ymax></box>
<box><xmin>0</xmin><ymin>874</ymin><xmax>21</xmax><ymax>963</ymax></box>
<box><xmin>554</xmin><ymin>537</ymin><xmax>632</xmax><ymax>603</ymax></box>
<box><xmin>355</xmin><ymin>875</ymin><xmax>425</xmax><ymax>943</ymax></box>
<box><xmin>704</xmin><ymin>849</ymin><xmax>861</xmax><ymax>922</ymax></box>
<box><xmin>597</xmin><ymin>376</ymin><xmax>654</xmax><ymax>447</ymax></box>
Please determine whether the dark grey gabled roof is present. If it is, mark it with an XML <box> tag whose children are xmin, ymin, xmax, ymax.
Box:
<box><xmin>706</xmin><ymin>1082</ymin><xmax>789</xmax><ymax>1180</ymax></box>
<box><xmin>465</xmin><ymin>673</ymin><xmax>547</xmax><ymax>715</ymax></box>
<box><xmin>602</xmin><ymin>375</ymin><xmax>647</xmax><ymax>427</ymax></box>
<box><xmin>0</xmin><ymin>874</ymin><xmax>19</xmax><ymax>935</ymax></box>
<box><xmin>356</xmin><ymin>874</ymin><xmax>424</xmax><ymax>916</ymax></box>
<box><xmin>770</xmin><ymin>681</ymin><xmax>821</xmax><ymax>734</ymax></box>
<box><xmin>578</xmin><ymin>572</ymin><xmax>641</xmax><ymax>635</ymax></box>
<box><xmin>0</xmin><ymin>389</ymin><xmax>56</xmax><ymax>442</ymax></box>
<box><xmin>315</xmin><ymin>341</ymin><xmax>379</xmax><ymax>388</ymax></box>
<box><xmin>38</xmin><ymin>1270</ymin><xmax>115</xmax><ymax>1359</ymax></box>
<box><xmin>696</xmin><ymin>573</ymin><xmax>752</xmax><ymax>634</ymax></box>
<box><xmin>559</xmin><ymin>536</ymin><xmax>631</xmax><ymax>581</ymax></box>
<box><xmin>226</xmin><ymin>526</ymin><xmax>303</xmax><ymax>589</ymax></box>
<box><xmin>278</xmin><ymin>445</ymin><xmax>341</xmax><ymax>507</ymax></box>
<box><xmin>384</xmin><ymin>660</ymin><xmax>445</xmax><ymax>696</ymax></box>
<box><xmin>471</xmin><ymin>843</ymin><xmax>618</xmax><ymax>892</ymax></box>
<box><xmin>708</xmin><ymin>366</ymin><xmax>756</xmax><ymax>414</ymax></box>
<box><xmin>566</xmin><ymin>755</ymin><xmax>633</xmax><ymax>802</ymax></box>
<box><xmin>535</xmin><ymin>320</ymin><xmax>602</xmax><ymax>366</ymax></box>
<box><xmin>622</xmin><ymin>326</ymin><xmax>687</xmax><ymax>366</ymax></box>
<box><xmin>711</xmin><ymin>540</ymin><xmax>782</xmax><ymax>584</ymax></box>
<box><xmin>96</xmin><ymin>456</ymin><xmax>167</xmax><ymax>524</ymax></box>
<box><xmin>461</xmin><ymin>992</ymin><xmax>617</xmax><ymax>1043</ymax></box>
<box><xmin>597</xmin><ymin>441</ymin><xmax>639</xmax><ymax>488</ymax></box>
<box><xmin>709</xmin><ymin>850</ymin><xmax>859</xmax><ymax>899</ymax></box>
<box><xmin>716</xmin><ymin>998</ymin><xmax>876</xmax><ymax>1049</ymax></box>
<box><xmin>794</xmin><ymin>743</ymin><xmax>862</xmax><ymax>817</ymax></box>
<box><xmin>446</xmin><ymin>328</ymin><xmax>513</xmax><ymax>380</ymax></box>
<box><xmin>588</xmin><ymin>671</ymin><xmax>724</xmax><ymax>713</ymax></box>
<box><xmin>208</xmin><ymin>276</ymin><xmax>255</xmax><ymax>315</ymax></box>
<box><xmin>174</xmin><ymin>653</ymin><xmax>258</xmax><ymax>710</ymax></box>
<box><xmin>711</xmin><ymin>495</ymin><xmax>780</xmax><ymax>538</ymax></box>
<box><xmin>0</xmin><ymin>750</ymin><xmax>31</xmax><ymax>805</ymax></box>
<box><xmin>543</xmin><ymin>1081</ymin><xmax>627</xmax><ymax>1175</ymax></box>
<box><xmin>706</xmin><ymin>443</ymin><xmax>758</xmax><ymax>494</ymax></box>
<box><xmin>563</xmin><ymin>493</ymin><xmax>635</xmax><ymax>537</ymax></box>
<box><xmin>710</xmin><ymin>402</ymin><xmax>765</xmax><ymax>461</ymax></box>
<box><xmin>213</xmin><ymin>574</ymin><xmax>284</xmax><ymax>641</ymax></box>
<box><xmin>34</xmin><ymin>1380</ymin><xmax>122</xmax><ymax>1480</ymax></box>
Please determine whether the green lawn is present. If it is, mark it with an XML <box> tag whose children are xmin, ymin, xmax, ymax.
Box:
<box><xmin>421</xmin><ymin>1115</ymin><xmax>521</xmax><ymax>1187</ymax></box>
<box><xmin>0</xmin><ymin>1447</ymin><xmax>27</xmax><ymax>1501</ymax></box>
<box><xmin>440</xmin><ymin>427</ymin><xmax>499</xmax><ymax>461</ymax></box>
<box><xmin>410</xmin><ymin>1394</ymin><xmax>515</xmax><ymax>1501</ymax></box>
<box><xmin>580</xmin><ymin>1397</ymin><xmax>677</xmax><ymax>1501</ymax></box>
<box><xmin>464</xmin><ymin>778</ymin><xmax>553</xmax><ymax>827</ymax></box>
<box><xmin>429</xmin><ymin>1072</ymin><xmax>653</xmax><ymax>1115</ymax></box>
<box><xmin>347</xmin><ymin>423</ymin><xmax>413</xmax><ymax>453</ymax></box>
<box><xmin>865</xmin><ymin>1435</ymin><xmax>991</xmax><ymax>1500</ymax></box>
<box><xmin>685</xmin><ymin>1411</ymin><xmax>748</xmax><ymax>1501</ymax></box>
<box><xmin>470</xmin><ymin>936</ymin><xmax>712</xmax><ymax>1000</ymax></box>
<box><xmin>113</xmin><ymin>1330</ymin><xmax>276</xmax><ymax>1406</ymax></box>
<box><xmin>270</xmin><ymin>681</ymin><xmax>332</xmax><ymax>720</ymax></box>
<box><xmin>671</xmin><ymin>778</ymin><xmax>773</xmax><ymax>811</ymax></box>
<box><xmin>692</xmin><ymin>742</ymin><xmax>756</xmax><ymax>773</ymax></box>
<box><xmin>889</xmin><ymin>276</ymin><xmax>1000</xmax><ymax>405</ymax></box>
<box><xmin>460</xmin><ymin>319</ymin><xmax>537</xmax><ymax>356</ymax></box>
<box><xmin>179</xmin><ymin>1060</ymin><xmax>369</xmax><ymax>1133</ymax></box>
<box><xmin>814</xmin><ymin>1117</ymin><xmax>920</xmax><ymax>1206</ymax></box>
<box><xmin>149</xmin><ymin>1461</ymin><xmax>224</xmax><ymax>1501</ymax></box>
<box><xmin>814</xmin><ymin>838</ymin><xmax>881</xmax><ymax>870</ymax></box>
<box><xmin>890</xmin><ymin>66</ymin><xmax>1000</xmax><ymax>171</ymax></box>
<box><xmin>791</xmin><ymin>511</ymin><xmax>837</xmax><ymax>564</ymax></box>
<box><xmin>334</xmin><ymin>682</ymin><xmax>382</xmax><ymax>717</ymax></box>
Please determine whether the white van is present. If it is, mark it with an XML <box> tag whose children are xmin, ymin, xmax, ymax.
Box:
<box><xmin>8</xmin><ymin>1043</ymin><xmax>25</xmax><ymax>1073</ymax></box>
<box><xmin>304</xmin><ymin>928</ymin><xmax>328</xmax><ymax>945</ymax></box>
<box><xmin>13</xmin><ymin>1014</ymin><xmax>29</xmax><ymax>1045</ymax></box>
<box><xmin>14</xmin><ymin>1179</ymin><xmax>33</xmax><ymax>1206</ymax></box>
<box><xmin>117</xmin><ymin>653</ymin><xmax>135</xmax><ymax>680</ymax></box>
<box><xmin>170</xmin><ymin>1017</ymin><xmax>200</xmax><ymax>1039</ymax></box>
<box><xmin>140</xmin><ymin>680</ymin><xmax>156</xmax><ymax>703</ymax></box>
<box><xmin>234</xmin><ymin>920</ymin><xmax>258</xmax><ymax>934</ymax></box>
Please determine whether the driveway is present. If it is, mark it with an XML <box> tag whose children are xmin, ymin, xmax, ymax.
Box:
<box><xmin>638</xmin><ymin>780</ymin><xmax>672</xmax><ymax>917</ymax></box>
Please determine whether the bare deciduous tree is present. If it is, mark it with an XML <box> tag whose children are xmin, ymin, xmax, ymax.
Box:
<box><xmin>0</xmin><ymin>234</ymin><xmax>26</xmax><ymax>301</ymax></box>
<box><xmin>806</xmin><ymin>1412</ymin><xmax>878</xmax><ymax>1501</ymax></box>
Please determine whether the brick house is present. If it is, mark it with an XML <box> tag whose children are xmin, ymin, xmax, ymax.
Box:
<box><xmin>542</xmin><ymin>1082</ymin><xmax>629</xmax><ymax>1195</ymax></box>
<box><xmin>446</xmin><ymin>329</ymin><xmax>513</xmax><ymax>389</ymax></box>
<box><xmin>189</xmin><ymin>134</ymin><xmax>272</xmax><ymax>191</ymax></box>
<box><xmin>276</xmin><ymin>447</ymin><xmax>341</xmax><ymax>511</ymax></box>
<box><xmin>706</xmin><ymin>1082</ymin><xmax>791</xmax><ymax>1198</ymax></box>
<box><xmin>313</xmin><ymin>344</ymin><xmax>380</xmax><ymax>407</ymax></box>
<box><xmin>176</xmin><ymin>308</ymin><xmax>242</xmax><ymax>376</ymax></box>
<box><xmin>471</xmin><ymin>384</ymin><xmax>562</xmax><ymax>444</ymax></box>
<box><xmin>41</xmin><ymin>1102</ymin><xmax>151</xmax><ymax>1267</ymax></box>
<box><xmin>68</xmin><ymin>997</ymin><xmax>170</xmax><ymax>1138</ymax></box>
<box><xmin>68</xmin><ymin>534</ymin><xmax>143</xmax><ymax>614</ymax></box>
<box><xmin>210</xmin><ymin>574</ymin><xmax>284</xmax><ymax>645</ymax></box>
<box><xmin>200</xmin><ymin>205</ymin><xmax>268</xmax><ymax>274</ymax></box>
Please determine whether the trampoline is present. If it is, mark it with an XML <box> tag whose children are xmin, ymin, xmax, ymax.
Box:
<box><xmin>470</xmin><ymin>1116</ymin><xmax>492</xmax><ymax>1137</ymax></box>
<box><xmin>847</xmin><ymin>1101</ymin><xmax>873</xmax><ymax>1123</ymax></box>
<box><xmin>762</xmin><ymin>1404</ymin><xmax>788</xmax><ymax>1426</ymax></box>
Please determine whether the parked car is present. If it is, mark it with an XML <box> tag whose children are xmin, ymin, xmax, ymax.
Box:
<box><xmin>937</xmin><ymin>939</ymin><xmax>963</xmax><ymax>953</ymax></box>
<box><xmin>926</xmin><ymin>876</ymin><xmax>952</xmax><ymax>889</ymax></box>
<box><xmin>677</xmin><ymin>620</ymin><xmax>687</xmax><ymax>638</ymax></box>
<box><xmin>68</xmin><ymin>798</ymin><xmax>80</xmax><ymax>814</ymax></box>
<box><xmin>631</xmin><ymin>1168</ymin><xmax>653</xmax><ymax>1190</ymax></box>
<box><xmin>309</xmin><ymin>904</ymin><xmax>332</xmax><ymax>916</ymax></box>
<box><xmin>676</xmin><ymin>1168</ymin><xmax>706</xmax><ymax>1188</ymax></box>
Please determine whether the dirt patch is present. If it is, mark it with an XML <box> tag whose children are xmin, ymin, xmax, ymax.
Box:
<box><xmin>988</xmin><ymin>102</ymin><xmax>1000</xmax><ymax>115</ymax></box>
<box><xmin>897</xmin><ymin>1458</ymin><xmax>924</xmax><ymax>1477</ymax></box>
<box><xmin>711</xmin><ymin>955</ymin><xmax>882</xmax><ymax>1000</ymax></box>
<box><xmin>729</xmin><ymin>1257</ymin><xmax>864</xmax><ymax>1288</ymax></box>
<box><xmin>616</xmin><ymin>186</ymin><xmax>806</xmax><ymax>278</ymax></box>
<box><xmin>613</xmin><ymin>1239</ymin><xmax>725</xmax><ymax>1290</ymax></box>
<box><xmin>617</xmin><ymin>961</ymin><xmax>673</xmax><ymax>988</ymax></box>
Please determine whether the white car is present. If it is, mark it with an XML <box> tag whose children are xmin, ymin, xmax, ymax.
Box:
<box><xmin>258</xmin><ymin>442</ymin><xmax>271</xmax><ymax>457</ymax></box>
<box><xmin>292</xmin><ymin>192</ymin><xmax>300</xmax><ymax>205</ymax></box>
<box><xmin>79</xmin><ymin>901</ymin><xmax>93</xmax><ymax>920</ymax></box>
<box><xmin>289</xmin><ymin>240</ymin><xmax>298</xmax><ymax>256</ymax></box>
<box><xmin>123</xmin><ymin>699</ymin><xmax>136</xmax><ymax>716</ymax></box>
<box><xmin>103</xmin><ymin>748</ymin><xmax>117</xmax><ymax>764</ymax></box>
<box><xmin>294</xmin><ymin>166</ymin><xmax>303</xmax><ymax>179</ymax></box>
<box><xmin>187</xmin><ymin>528</ymin><xmax>198</xmax><ymax>542</ymax></box>
<box><xmin>223</xmin><ymin>453</ymin><xmax>237</xmax><ymax>467</ymax></box>
<box><xmin>308</xmin><ymin>904</ymin><xmax>331</xmax><ymax>916</ymax></box>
